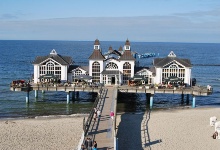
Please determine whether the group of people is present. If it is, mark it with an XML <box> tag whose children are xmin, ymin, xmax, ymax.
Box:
<box><xmin>81</xmin><ymin>138</ymin><xmax>97</xmax><ymax>150</ymax></box>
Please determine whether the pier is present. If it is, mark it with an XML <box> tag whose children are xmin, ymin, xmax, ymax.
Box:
<box><xmin>10</xmin><ymin>84</ymin><xmax>212</xmax><ymax>149</ymax></box>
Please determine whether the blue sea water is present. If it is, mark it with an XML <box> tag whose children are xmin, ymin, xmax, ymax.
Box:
<box><xmin>0</xmin><ymin>40</ymin><xmax>219</xmax><ymax>118</ymax></box>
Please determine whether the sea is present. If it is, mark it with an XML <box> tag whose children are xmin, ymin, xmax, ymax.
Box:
<box><xmin>0</xmin><ymin>40</ymin><xmax>219</xmax><ymax>119</ymax></box>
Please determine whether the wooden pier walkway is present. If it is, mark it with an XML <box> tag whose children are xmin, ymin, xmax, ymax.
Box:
<box><xmin>85</xmin><ymin>86</ymin><xmax>117</xmax><ymax>150</ymax></box>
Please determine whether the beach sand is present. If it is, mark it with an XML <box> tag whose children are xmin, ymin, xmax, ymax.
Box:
<box><xmin>0</xmin><ymin>115</ymin><xmax>86</xmax><ymax>150</ymax></box>
<box><xmin>116</xmin><ymin>107</ymin><xmax>220</xmax><ymax>150</ymax></box>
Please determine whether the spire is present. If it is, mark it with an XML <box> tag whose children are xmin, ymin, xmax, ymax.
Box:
<box><xmin>124</xmin><ymin>39</ymin><xmax>130</xmax><ymax>51</ymax></box>
<box><xmin>94</xmin><ymin>39</ymin><xmax>100</xmax><ymax>50</ymax></box>
<box><xmin>108</xmin><ymin>46</ymin><xmax>113</xmax><ymax>52</ymax></box>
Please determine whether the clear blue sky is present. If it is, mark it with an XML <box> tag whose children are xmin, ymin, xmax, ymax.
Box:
<box><xmin>0</xmin><ymin>0</ymin><xmax>220</xmax><ymax>43</ymax></box>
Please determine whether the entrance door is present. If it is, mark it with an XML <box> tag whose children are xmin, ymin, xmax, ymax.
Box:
<box><xmin>111</xmin><ymin>76</ymin><xmax>115</xmax><ymax>85</ymax></box>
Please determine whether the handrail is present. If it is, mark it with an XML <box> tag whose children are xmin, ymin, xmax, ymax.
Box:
<box><xmin>83</xmin><ymin>86</ymin><xmax>103</xmax><ymax>136</ymax></box>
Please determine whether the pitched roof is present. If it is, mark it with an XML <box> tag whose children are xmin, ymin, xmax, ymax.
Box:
<box><xmin>32</xmin><ymin>53</ymin><xmax>73</xmax><ymax>65</ymax></box>
<box><xmin>118</xmin><ymin>46</ymin><xmax>123</xmax><ymax>51</ymax></box>
<box><xmin>119</xmin><ymin>50</ymin><xmax>135</xmax><ymax>61</ymax></box>
<box><xmin>134</xmin><ymin>67</ymin><xmax>149</xmax><ymax>74</ymax></box>
<box><xmin>67</xmin><ymin>65</ymin><xmax>79</xmax><ymax>73</ymax></box>
<box><xmin>89</xmin><ymin>50</ymin><xmax>105</xmax><ymax>60</ymax></box>
<box><xmin>104</xmin><ymin>50</ymin><xmax>121</xmax><ymax>57</ymax></box>
<box><xmin>94</xmin><ymin>39</ymin><xmax>100</xmax><ymax>45</ymax></box>
<box><xmin>154</xmin><ymin>57</ymin><xmax>192</xmax><ymax>67</ymax></box>
<box><xmin>125</xmin><ymin>39</ymin><xmax>130</xmax><ymax>46</ymax></box>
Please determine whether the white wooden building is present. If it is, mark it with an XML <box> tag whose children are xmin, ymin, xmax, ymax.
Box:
<box><xmin>32</xmin><ymin>40</ymin><xmax>192</xmax><ymax>86</ymax></box>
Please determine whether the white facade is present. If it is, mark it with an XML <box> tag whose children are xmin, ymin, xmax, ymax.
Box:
<box><xmin>32</xmin><ymin>49</ymin><xmax>72</xmax><ymax>83</ymax></box>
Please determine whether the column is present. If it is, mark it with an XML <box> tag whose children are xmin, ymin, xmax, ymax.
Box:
<box><xmin>35</xmin><ymin>90</ymin><xmax>38</xmax><ymax>98</ymax></box>
<box><xmin>192</xmin><ymin>95</ymin><xmax>196</xmax><ymax>108</ymax></box>
<box><xmin>26</xmin><ymin>92</ymin><xmax>29</xmax><ymax>103</ymax></box>
<box><xmin>67</xmin><ymin>92</ymin><xmax>70</xmax><ymax>104</ymax></box>
<box><xmin>150</xmin><ymin>94</ymin><xmax>154</xmax><ymax>109</ymax></box>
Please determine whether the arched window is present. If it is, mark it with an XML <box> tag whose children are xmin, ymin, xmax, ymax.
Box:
<box><xmin>162</xmin><ymin>63</ymin><xmax>185</xmax><ymax>82</ymax></box>
<box><xmin>39</xmin><ymin>59</ymin><xmax>61</xmax><ymax>80</ymax></box>
<box><xmin>123</xmin><ymin>62</ymin><xmax>131</xmax><ymax>84</ymax></box>
<box><xmin>92</xmin><ymin>61</ymin><xmax>100</xmax><ymax>83</ymax></box>
<box><xmin>105</xmin><ymin>62</ymin><xmax>118</xmax><ymax>69</ymax></box>
<box><xmin>74</xmin><ymin>69</ymin><xmax>82</xmax><ymax>77</ymax></box>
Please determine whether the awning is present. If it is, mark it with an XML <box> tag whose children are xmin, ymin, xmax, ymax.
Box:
<box><xmin>129</xmin><ymin>75</ymin><xmax>148</xmax><ymax>81</ymax></box>
<box><xmin>74</xmin><ymin>74</ymin><xmax>92</xmax><ymax>80</ymax></box>
<box><xmin>101</xmin><ymin>70</ymin><xmax>122</xmax><ymax>75</ymax></box>
<box><xmin>39</xmin><ymin>74</ymin><xmax>58</xmax><ymax>80</ymax></box>
<box><xmin>164</xmin><ymin>76</ymin><xmax>183</xmax><ymax>82</ymax></box>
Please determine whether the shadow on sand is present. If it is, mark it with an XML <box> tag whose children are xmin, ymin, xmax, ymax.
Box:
<box><xmin>116</xmin><ymin>110</ymin><xmax>162</xmax><ymax>150</ymax></box>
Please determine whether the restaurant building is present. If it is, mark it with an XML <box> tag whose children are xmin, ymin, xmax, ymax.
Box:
<box><xmin>32</xmin><ymin>40</ymin><xmax>192</xmax><ymax>86</ymax></box>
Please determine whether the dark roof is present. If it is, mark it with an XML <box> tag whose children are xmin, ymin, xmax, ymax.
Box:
<box><xmin>68</xmin><ymin>65</ymin><xmax>79</xmax><ymax>73</ymax></box>
<box><xmin>118</xmin><ymin>46</ymin><xmax>123</xmax><ymax>51</ymax></box>
<box><xmin>94</xmin><ymin>39</ymin><xmax>100</xmax><ymax>45</ymax></box>
<box><xmin>104</xmin><ymin>50</ymin><xmax>121</xmax><ymax>57</ymax></box>
<box><xmin>104</xmin><ymin>57</ymin><xmax>120</xmax><ymax>62</ymax></box>
<box><xmin>134</xmin><ymin>67</ymin><xmax>149</xmax><ymax>74</ymax></box>
<box><xmin>153</xmin><ymin>57</ymin><xmax>192</xmax><ymax>67</ymax></box>
<box><xmin>101</xmin><ymin>70</ymin><xmax>122</xmax><ymax>75</ymax></box>
<box><xmin>68</xmin><ymin>65</ymin><xmax>89</xmax><ymax>73</ymax></box>
<box><xmin>89</xmin><ymin>50</ymin><xmax>105</xmax><ymax>60</ymax></box>
<box><xmin>108</xmin><ymin>46</ymin><xmax>113</xmax><ymax>52</ymax></box>
<box><xmin>80</xmin><ymin>66</ymin><xmax>89</xmax><ymax>73</ymax></box>
<box><xmin>119</xmin><ymin>50</ymin><xmax>135</xmax><ymax>60</ymax></box>
<box><xmin>149</xmin><ymin>67</ymin><xmax>156</xmax><ymax>76</ymax></box>
<box><xmin>32</xmin><ymin>54</ymin><xmax>73</xmax><ymax>65</ymax></box>
<box><xmin>125</xmin><ymin>39</ymin><xmax>130</xmax><ymax>46</ymax></box>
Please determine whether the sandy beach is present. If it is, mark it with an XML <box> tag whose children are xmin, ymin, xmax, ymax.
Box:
<box><xmin>0</xmin><ymin>115</ymin><xmax>86</xmax><ymax>150</ymax></box>
<box><xmin>116</xmin><ymin>107</ymin><xmax>220</xmax><ymax>150</ymax></box>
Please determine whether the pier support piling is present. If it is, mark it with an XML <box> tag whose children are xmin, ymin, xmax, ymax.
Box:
<box><xmin>146</xmin><ymin>93</ymin><xmax>151</xmax><ymax>104</ymax></box>
<box><xmin>76</xmin><ymin>91</ymin><xmax>79</xmax><ymax>100</ymax></box>
<box><xmin>150</xmin><ymin>94</ymin><xmax>154</xmax><ymax>109</ymax></box>
<box><xmin>67</xmin><ymin>92</ymin><xmax>70</xmax><ymax>104</ymax></box>
<box><xmin>26</xmin><ymin>92</ymin><xmax>29</xmax><ymax>103</ymax></box>
<box><xmin>72</xmin><ymin>91</ymin><xmax>75</xmax><ymax>101</ymax></box>
<box><xmin>35</xmin><ymin>90</ymin><xmax>38</xmax><ymax>98</ymax></box>
<box><xmin>186</xmin><ymin>94</ymin><xmax>189</xmax><ymax>105</ymax></box>
<box><xmin>192</xmin><ymin>95</ymin><xmax>196</xmax><ymax>108</ymax></box>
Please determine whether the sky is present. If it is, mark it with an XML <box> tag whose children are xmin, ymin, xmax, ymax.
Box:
<box><xmin>0</xmin><ymin>0</ymin><xmax>220</xmax><ymax>43</ymax></box>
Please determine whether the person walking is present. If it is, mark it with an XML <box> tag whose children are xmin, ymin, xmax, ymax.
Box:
<box><xmin>93</xmin><ymin>141</ymin><xmax>97</xmax><ymax>150</ymax></box>
<box><xmin>110</xmin><ymin>111</ymin><xmax>114</xmax><ymax>120</ymax></box>
<box><xmin>97</xmin><ymin>109</ymin><xmax>101</xmax><ymax>118</ymax></box>
<box><xmin>87</xmin><ymin>138</ymin><xmax>93</xmax><ymax>150</ymax></box>
<box><xmin>84</xmin><ymin>138</ymin><xmax>89</xmax><ymax>149</ymax></box>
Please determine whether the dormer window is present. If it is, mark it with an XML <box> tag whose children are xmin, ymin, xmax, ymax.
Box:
<box><xmin>95</xmin><ymin>46</ymin><xmax>99</xmax><ymax>49</ymax></box>
<box><xmin>50</xmin><ymin>49</ymin><xmax>57</xmax><ymax>55</ymax></box>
